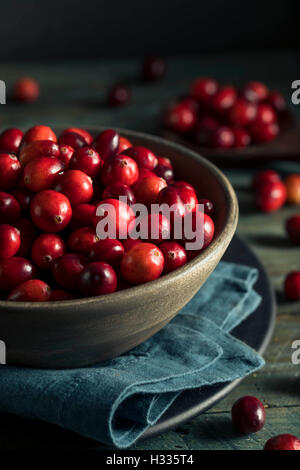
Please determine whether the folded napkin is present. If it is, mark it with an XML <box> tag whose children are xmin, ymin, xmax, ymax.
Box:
<box><xmin>0</xmin><ymin>261</ymin><xmax>264</xmax><ymax>448</ymax></box>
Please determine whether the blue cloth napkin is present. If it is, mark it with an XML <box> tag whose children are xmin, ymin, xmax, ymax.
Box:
<box><xmin>0</xmin><ymin>261</ymin><xmax>264</xmax><ymax>448</ymax></box>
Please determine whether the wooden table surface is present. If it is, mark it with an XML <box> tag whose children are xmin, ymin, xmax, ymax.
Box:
<box><xmin>0</xmin><ymin>51</ymin><xmax>300</xmax><ymax>450</ymax></box>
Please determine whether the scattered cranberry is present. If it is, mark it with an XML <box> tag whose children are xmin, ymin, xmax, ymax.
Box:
<box><xmin>142</xmin><ymin>56</ymin><xmax>166</xmax><ymax>81</ymax></box>
<box><xmin>94</xmin><ymin>129</ymin><xmax>120</xmax><ymax>161</ymax></box>
<box><xmin>15</xmin><ymin>218</ymin><xmax>38</xmax><ymax>256</ymax></box>
<box><xmin>58</xmin><ymin>131</ymin><xmax>86</xmax><ymax>150</ymax></box>
<box><xmin>118</xmin><ymin>136</ymin><xmax>132</xmax><ymax>153</ymax></box>
<box><xmin>228</xmin><ymin>99</ymin><xmax>257</xmax><ymax>127</ymax></box>
<box><xmin>89</xmin><ymin>238</ymin><xmax>124</xmax><ymax>267</ymax></box>
<box><xmin>102</xmin><ymin>183</ymin><xmax>136</xmax><ymax>205</ymax></box>
<box><xmin>0</xmin><ymin>224</ymin><xmax>21</xmax><ymax>258</ymax></box>
<box><xmin>58</xmin><ymin>144</ymin><xmax>74</xmax><ymax>168</ymax></box>
<box><xmin>79</xmin><ymin>261</ymin><xmax>117</xmax><ymax>297</ymax></box>
<box><xmin>11</xmin><ymin>188</ymin><xmax>33</xmax><ymax>212</ymax></box>
<box><xmin>252</xmin><ymin>170</ymin><xmax>281</xmax><ymax>191</ymax></box>
<box><xmin>121</xmin><ymin>243</ymin><xmax>164</xmax><ymax>284</ymax></box>
<box><xmin>264</xmin><ymin>434</ymin><xmax>300</xmax><ymax>451</ymax></box>
<box><xmin>137</xmin><ymin>213</ymin><xmax>171</xmax><ymax>244</ymax></box>
<box><xmin>255</xmin><ymin>180</ymin><xmax>286</xmax><ymax>212</ymax></box>
<box><xmin>198</xmin><ymin>198</ymin><xmax>214</xmax><ymax>216</ymax></box>
<box><xmin>32</xmin><ymin>233</ymin><xmax>66</xmax><ymax>269</ymax></box>
<box><xmin>251</xmin><ymin>122</ymin><xmax>279</xmax><ymax>143</ymax></box>
<box><xmin>134</xmin><ymin>175</ymin><xmax>167</xmax><ymax>206</ymax></box>
<box><xmin>101</xmin><ymin>155</ymin><xmax>139</xmax><ymax>187</ymax></box>
<box><xmin>108</xmin><ymin>84</ymin><xmax>131</xmax><ymax>106</ymax></box>
<box><xmin>190</xmin><ymin>78</ymin><xmax>218</xmax><ymax>103</ymax></box>
<box><xmin>63</xmin><ymin>128</ymin><xmax>93</xmax><ymax>146</ymax></box>
<box><xmin>69</xmin><ymin>203</ymin><xmax>95</xmax><ymax>229</ymax></box>
<box><xmin>266</xmin><ymin>91</ymin><xmax>286</xmax><ymax>112</ymax></box>
<box><xmin>30</xmin><ymin>190</ymin><xmax>72</xmax><ymax>232</ymax></box>
<box><xmin>92</xmin><ymin>198</ymin><xmax>135</xmax><ymax>239</ymax></box>
<box><xmin>14</xmin><ymin>77</ymin><xmax>40</xmax><ymax>102</ymax></box>
<box><xmin>211</xmin><ymin>86</ymin><xmax>237</xmax><ymax>112</ymax></box>
<box><xmin>50</xmin><ymin>289</ymin><xmax>74</xmax><ymax>301</ymax></box>
<box><xmin>255</xmin><ymin>104</ymin><xmax>277</xmax><ymax>125</ymax></box>
<box><xmin>69</xmin><ymin>147</ymin><xmax>102</xmax><ymax>177</ymax></box>
<box><xmin>0</xmin><ymin>256</ymin><xmax>35</xmax><ymax>291</ymax></box>
<box><xmin>23</xmin><ymin>125</ymin><xmax>57</xmax><ymax>144</ymax></box>
<box><xmin>67</xmin><ymin>227</ymin><xmax>98</xmax><ymax>256</ymax></box>
<box><xmin>163</xmin><ymin>103</ymin><xmax>197</xmax><ymax>134</ymax></box>
<box><xmin>0</xmin><ymin>153</ymin><xmax>21</xmax><ymax>190</ymax></box>
<box><xmin>241</xmin><ymin>81</ymin><xmax>268</xmax><ymax>103</ymax></box>
<box><xmin>284</xmin><ymin>272</ymin><xmax>300</xmax><ymax>300</ymax></box>
<box><xmin>0</xmin><ymin>128</ymin><xmax>23</xmax><ymax>154</ymax></box>
<box><xmin>0</xmin><ymin>192</ymin><xmax>21</xmax><ymax>223</ymax></box>
<box><xmin>232</xmin><ymin>396</ymin><xmax>266</xmax><ymax>434</ymax></box>
<box><xmin>54</xmin><ymin>169</ymin><xmax>93</xmax><ymax>205</ymax></box>
<box><xmin>284</xmin><ymin>174</ymin><xmax>300</xmax><ymax>204</ymax></box>
<box><xmin>160</xmin><ymin>241</ymin><xmax>187</xmax><ymax>273</ymax></box>
<box><xmin>19</xmin><ymin>140</ymin><xmax>60</xmax><ymax>167</ymax></box>
<box><xmin>122</xmin><ymin>146</ymin><xmax>158</xmax><ymax>170</ymax></box>
<box><xmin>8</xmin><ymin>279</ymin><xmax>51</xmax><ymax>302</ymax></box>
<box><xmin>232</xmin><ymin>128</ymin><xmax>251</xmax><ymax>148</ymax></box>
<box><xmin>52</xmin><ymin>253</ymin><xmax>88</xmax><ymax>290</ymax></box>
<box><xmin>210</xmin><ymin>126</ymin><xmax>234</xmax><ymax>148</ymax></box>
<box><xmin>23</xmin><ymin>156</ymin><xmax>64</xmax><ymax>192</ymax></box>
<box><xmin>286</xmin><ymin>215</ymin><xmax>300</xmax><ymax>244</ymax></box>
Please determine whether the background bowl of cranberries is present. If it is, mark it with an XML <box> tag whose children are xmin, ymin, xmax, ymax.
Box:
<box><xmin>0</xmin><ymin>125</ymin><xmax>238</xmax><ymax>368</ymax></box>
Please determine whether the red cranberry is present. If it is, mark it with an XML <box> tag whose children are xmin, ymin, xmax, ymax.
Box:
<box><xmin>194</xmin><ymin>116</ymin><xmax>219</xmax><ymax>146</ymax></box>
<box><xmin>232</xmin><ymin>396</ymin><xmax>266</xmax><ymax>434</ymax></box>
<box><xmin>182</xmin><ymin>212</ymin><xmax>214</xmax><ymax>251</ymax></box>
<box><xmin>232</xmin><ymin>128</ymin><xmax>251</xmax><ymax>148</ymax></box>
<box><xmin>118</xmin><ymin>136</ymin><xmax>132</xmax><ymax>153</ymax></box>
<box><xmin>70</xmin><ymin>203</ymin><xmax>95</xmax><ymax>229</ymax></box>
<box><xmin>251</xmin><ymin>122</ymin><xmax>279</xmax><ymax>143</ymax></box>
<box><xmin>134</xmin><ymin>175</ymin><xmax>167</xmax><ymax>206</ymax></box>
<box><xmin>92</xmin><ymin>198</ymin><xmax>135</xmax><ymax>239</ymax></box>
<box><xmin>52</xmin><ymin>253</ymin><xmax>88</xmax><ymax>290</ymax></box>
<box><xmin>79</xmin><ymin>261</ymin><xmax>117</xmax><ymax>297</ymax></box>
<box><xmin>89</xmin><ymin>238</ymin><xmax>124</xmax><ymax>267</ymax></box>
<box><xmin>154</xmin><ymin>163</ymin><xmax>174</xmax><ymax>184</ymax></box>
<box><xmin>228</xmin><ymin>99</ymin><xmax>257</xmax><ymax>126</ymax></box>
<box><xmin>142</xmin><ymin>56</ymin><xmax>166</xmax><ymax>81</ymax></box>
<box><xmin>54</xmin><ymin>169</ymin><xmax>93</xmax><ymax>205</ymax></box>
<box><xmin>157</xmin><ymin>156</ymin><xmax>172</xmax><ymax>169</ymax></box>
<box><xmin>284</xmin><ymin>174</ymin><xmax>300</xmax><ymax>204</ymax></box>
<box><xmin>241</xmin><ymin>81</ymin><xmax>268</xmax><ymax>103</ymax></box>
<box><xmin>198</xmin><ymin>198</ymin><xmax>214</xmax><ymax>216</ymax></box>
<box><xmin>136</xmin><ymin>213</ymin><xmax>171</xmax><ymax>244</ymax></box>
<box><xmin>108</xmin><ymin>84</ymin><xmax>131</xmax><ymax>106</ymax></box>
<box><xmin>284</xmin><ymin>271</ymin><xmax>300</xmax><ymax>300</ymax></box>
<box><xmin>160</xmin><ymin>241</ymin><xmax>187</xmax><ymax>273</ymax></box>
<box><xmin>122</xmin><ymin>146</ymin><xmax>158</xmax><ymax>170</ymax></box>
<box><xmin>30</xmin><ymin>190</ymin><xmax>72</xmax><ymax>232</ymax></box>
<box><xmin>135</xmin><ymin>168</ymin><xmax>155</xmax><ymax>181</ymax></box>
<box><xmin>94</xmin><ymin>129</ymin><xmax>120</xmax><ymax>161</ymax></box>
<box><xmin>63</xmin><ymin>128</ymin><xmax>93</xmax><ymax>146</ymax></box>
<box><xmin>264</xmin><ymin>434</ymin><xmax>300</xmax><ymax>451</ymax></box>
<box><xmin>32</xmin><ymin>233</ymin><xmax>66</xmax><ymax>269</ymax></box>
<box><xmin>0</xmin><ymin>192</ymin><xmax>21</xmax><ymax>223</ymax></box>
<box><xmin>8</xmin><ymin>279</ymin><xmax>51</xmax><ymax>302</ymax></box>
<box><xmin>0</xmin><ymin>256</ymin><xmax>35</xmax><ymax>291</ymax></box>
<box><xmin>255</xmin><ymin>104</ymin><xmax>277</xmax><ymax>125</ymax></box>
<box><xmin>286</xmin><ymin>215</ymin><xmax>300</xmax><ymax>244</ymax></box>
<box><xmin>252</xmin><ymin>170</ymin><xmax>281</xmax><ymax>191</ymax></box>
<box><xmin>190</xmin><ymin>78</ymin><xmax>218</xmax><ymax>103</ymax></box>
<box><xmin>58</xmin><ymin>144</ymin><xmax>74</xmax><ymax>168</ymax></box>
<box><xmin>15</xmin><ymin>218</ymin><xmax>38</xmax><ymax>256</ymax></box>
<box><xmin>255</xmin><ymin>180</ymin><xmax>286</xmax><ymax>212</ymax></box>
<box><xmin>23</xmin><ymin>156</ymin><xmax>64</xmax><ymax>192</ymax></box>
<box><xmin>0</xmin><ymin>153</ymin><xmax>21</xmax><ymax>190</ymax></box>
<box><xmin>0</xmin><ymin>224</ymin><xmax>21</xmax><ymax>258</ymax></box>
<box><xmin>209</xmin><ymin>126</ymin><xmax>234</xmax><ymax>148</ymax></box>
<box><xmin>0</xmin><ymin>128</ymin><xmax>23</xmax><ymax>154</ymax></box>
<box><xmin>67</xmin><ymin>227</ymin><xmax>98</xmax><ymax>255</ymax></box>
<box><xmin>69</xmin><ymin>146</ymin><xmax>102</xmax><ymax>177</ymax></box>
<box><xmin>19</xmin><ymin>140</ymin><xmax>60</xmax><ymax>167</ymax></box>
<box><xmin>14</xmin><ymin>77</ymin><xmax>40</xmax><ymax>102</ymax></box>
<box><xmin>101</xmin><ymin>155</ymin><xmax>139</xmax><ymax>187</ymax></box>
<box><xmin>163</xmin><ymin>103</ymin><xmax>197</xmax><ymax>134</ymax></box>
<box><xmin>211</xmin><ymin>86</ymin><xmax>237</xmax><ymax>112</ymax></box>
<box><xmin>23</xmin><ymin>126</ymin><xmax>57</xmax><ymax>144</ymax></box>
<box><xmin>178</xmin><ymin>96</ymin><xmax>200</xmax><ymax>113</ymax></box>
<box><xmin>122</xmin><ymin>238</ymin><xmax>142</xmax><ymax>253</ymax></box>
<box><xmin>121</xmin><ymin>243</ymin><xmax>164</xmax><ymax>284</ymax></box>
<box><xmin>102</xmin><ymin>183</ymin><xmax>136</xmax><ymax>205</ymax></box>
<box><xmin>50</xmin><ymin>289</ymin><xmax>74</xmax><ymax>301</ymax></box>
<box><xmin>58</xmin><ymin>131</ymin><xmax>86</xmax><ymax>150</ymax></box>
<box><xmin>157</xmin><ymin>186</ymin><xmax>190</xmax><ymax>222</ymax></box>
<box><xmin>266</xmin><ymin>91</ymin><xmax>286</xmax><ymax>112</ymax></box>
<box><xmin>11</xmin><ymin>188</ymin><xmax>33</xmax><ymax>212</ymax></box>
<box><xmin>170</xmin><ymin>181</ymin><xmax>198</xmax><ymax>212</ymax></box>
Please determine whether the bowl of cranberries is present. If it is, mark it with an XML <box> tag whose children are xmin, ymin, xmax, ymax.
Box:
<box><xmin>0</xmin><ymin>125</ymin><xmax>238</xmax><ymax>368</ymax></box>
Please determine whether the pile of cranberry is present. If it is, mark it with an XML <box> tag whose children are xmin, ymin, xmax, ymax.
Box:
<box><xmin>162</xmin><ymin>78</ymin><xmax>286</xmax><ymax>148</ymax></box>
<box><xmin>0</xmin><ymin>125</ymin><xmax>214</xmax><ymax>302</ymax></box>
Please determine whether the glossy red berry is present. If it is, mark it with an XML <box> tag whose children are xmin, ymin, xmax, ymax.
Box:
<box><xmin>50</xmin><ymin>289</ymin><xmax>74</xmax><ymax>301</ymax></box>
<box><xmin>154</xmin><ymin>162</ymin><xmax>174</xmax><ymax>183</ymax></box>
<box><xmin>92</xmin><ymin>198</ymin><xmax>135</xmax><ymax>239</ymax></box>
<box><xmin>264</xmin><ymin>434</ymin><xmax>300</xmax><ymax>451</ymax></box>
<box><xmin>94</xmin><ymin>129</ymin><xmax>120</xmax><ymax>161</ymax></box>
<box><xmin>11</xmin><ymin>188</ymin><xmax>33</xmax><ymax>212</ymax></box>
<box><xmin>211</xmin><ymin>86</ymin><xmax>237</xmax><ymax>112</ymax></box>
<box><xmin>0</xmin><ymin>153</ymin><xmax>21</xmax><ymax>190</ymax></box>
<box><xmin>0</xmin><ymin>128</ymin><xmax>23</xmax><ymax>154</ymax></box>
<box><xmin>52</xmin><ymin>253</ymin><xmax>88</xmax><ymax>290</ymax></box>
<box><xmin>182</xmin><ymin>212</ymin><xmax>214</xmax><ymax>251</ymax></box>
<box><xmin>30</xmin><ymin>190</ymin><xmax>72</xmax><ymax>232</ymax></box>
<box><xmin>67</xmin><ymin>227</ymin><xmax>98</xmax><ymax>256</ymax></box>
<box><xmin>171</xmin><ymin>181</ymin><xmax>198</xmax><ymax>212</ymax></box>
<box><xmin>163</xmin><ymin>103</ymin><xmax>197</xmax><ymax>134</ymax></box>
<box><xmin>160</xmin><ymin>241</ymin><xmax>187</xmax><ymax>273</ymax></box>
<box><xmin>142</xmin><ymin>56</ymin><xmax>166</xmax><ymax>81</ymax></box>
<box><xmin>118</xmin><ymin>136</ymin><xmax>132</xmax><ymax>153</ymax></box>
<box><xmin>134</xmin><ymin>175</ymin><xmax>167</xmax><ymax>206</ymax></box>
<box><xmin>15</xmin><ymin>218</ymin><xmax>38</xmax><ymax>256</ymax></box>
<box><xmin>0</xmin><ymin>256</ymin><xmax>35</xmax><ymax>291</ymax></box>
<box><xmin>79</xmin><ymin>262</ymin><xmax>117</xmax><ymax>297</ymax></box>
<box><xmin>209</xmin><ymin>126</ymin><xmax>234</xmax><ymax>148</ymax></box>
<box><xmin>14</xmin><ymin>77</ymin><xmax>40</xmax><ymax>102</ymax></box>
<box><xmin>69</xmin><ymin>147</ymin><xmax>102</xmax><ymax>177</ymax></box>
<box><xmin>23</xmin><ymin>126</ymin><xmax>57</xmax><ymax>144</ymax></box>
<box><xmin>121</xmin><ymin>243</ymin><xmax>164</xmax><ymax>284</ymax></box>
<box><xmin>69</xmin><ymin>203</ymin><xmax>95</xmax><ymax>229</ymax></box>
<box><xmin>255</xmin><ymin>181</ymin><xmax>286</xmax><ymax>212</ymax></box>
<box><xmin>58</xmin><ymin>144</ymin><xmax>74</xmax><ymax>168</ymax></box>
<box><xmin>89</xmin><ymin>238</ymin><xmax>124</xmax><ymax>267</ymax></box>
<box><xmin>251</xmin><ymin>122</ymin><xmax>279</xmax><ymax>143</ymax></box>
<box><xmin>19</xmin><ymin>140</ymin><xmax>60</xmax><ymax>167</ymax></box>
<box><xmin>266</xmin><ymin>91</ymin><xmax>286</xmax><ymax>112</ymax></box>
<box><xmin>135</xmin><ymin>168</ymin><xmax>155</xmax><ymax>182</ymax></box>
<box><xmin>102</xmin><ymin>183</ymin><xmax>136</xmax><ymax>205</ymax></box>
<box><xmin>54</xmin><ymin>170</ymin><xmax>93</xmax><ymax>205</ymax></box>
<box><xmin>122</xmin><ymin>146</ymin><xmax>158</xmax><ymax>170</ymax></box>
<box><xmin>228</xmin><ymin>99</ymin><xmax>257</xmax><ymax>126</ymax></box>
<box><xmin>232</xmin><ymin>128</ymin><xmax>251</xmax><ymax>148</ymax></box>
<box><xmin>255</xmin><ymin>104</ymin><xmax>277</xmax><ymax>125</ymax></box>
<box><xmin>198</xmin><ymin>198</ymin><xmax>214</xmax><ymax>216</ymax></box>
<box><xmin>190</xmin><ymin>78</ymin><xmax>218</xmax><ymax>103</ymax></box>
<box><xmin>136</xmin><ymin>213</ymin><xmax>171</xmax><ymax>244</ymax></box>
<box><xmin>232</xmin><ymin>396</ymin><xmax>266</xmax><ymax>434</ymax></box>
<box><xmin>108</xmin><ymin>84</ymin><xmax>131</xmax><ymax>106</ymax></box>
<box><xmin>252</xmin><ymin>170</ymin><xmax>281</xmax><ymax>191</ymax></box>
<box><xmin>101</xmin><ymin>154</ymin><xmax>139</xmax><ymax>187</ymax></box>
<box><xmin>0</xmin><ymin>224</ymin><xmax>21</xmax><ymax>258</ymax></box>
<box><xmin>32</xmin><ymin>233</ymin><xmax>66</xmax><ymax>269</ymax></box>
<box><xmin>0</xmin><ymin>192</ymin><xmax>21</xmax><ymax>223</ymax></box>
<box><xmin>284</xmin><ymin>271</ymin><xmax>300</xmax><ymax>300</ymax></box>
<box><xmin>241</xmin><ymin>81</ymin><xmax>268</xmax><ymax>103</ymax></box>
<box><xmin>8</xmin><ymin>279</ymin><xmax>51</xmax><ymax>302</ymax></box>
<box><xmin>122</xmin><ymin>238</ymin><xmax>142</xmax><ymax>253</ymax></box>
<box><xmin>63</xmin><ymin>128</ymin><xmax>93</xmax><ymax>146</ymax></box>
<box><xmin>23</xmin><ymin>156</ymin><xmax>64</xmax><ymax>192</ymax></box>
<box><xmin>58</xmin><ymin>131</ymin><xmax>86</xmax><ymax>150</ymax></box>
<box><xmin>157</xmin><ymin>185</ymin><xmax>194</xmax><ymax>221</ymax></box>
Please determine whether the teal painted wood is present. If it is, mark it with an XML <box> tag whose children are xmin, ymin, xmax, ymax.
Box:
<box><xmin>0</xmin><ymin>52</ymin><xmax>299</xmax><ymax>450</ymax></box>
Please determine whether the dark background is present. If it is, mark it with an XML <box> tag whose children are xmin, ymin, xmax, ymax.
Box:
<box><xmin>0</xmin><ymin>0</ymin><xmax>298</xmax><ymax>61</ymax></box>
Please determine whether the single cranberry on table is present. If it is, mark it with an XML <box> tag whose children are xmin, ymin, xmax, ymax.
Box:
<box><xmin>0</xmin><ymin>224</ymin><xmax>21</xmax><ymax>258</ymax></box>
<box><xmin>198</xmin><ymin>198</ymin><xmax>214</xmax><ymax>216</ymax></box>
<box><xmin>232</xmin><ymin>396</ymin><xmax>266</xmax><ymax>434</ymax></box>
<box><xmin>94</xmin><ymin>129</ymin><xmax>120</xmax><ymax>161</ymax></box>
<box><xmin>19</xmin><ymin>140</ymin><xmax>60</xmax><ymax>167</ymax></box>
<box><xmin>0</xmin><ymin>153</ymin><xmax>21</xmax><ymax>190</ymax></box>
<box><xmin>118</xmin><ymin>136</ymin><xmax>132</xmax><ymax>153</ymax></box>
<box><xmin>92</xmin><ymin>198</ymin><xmax>135</xmax><ymax>239</ymax></box>
<box><xmin>266</xmin><ymin>91</ymin><xmax>286</xmax><ymax>112</ymax></box>
<box><xmin>162</xmin><ymin>103</ymin><xmax>197</xmax><ymax>134</ymax></box>
<box><xmin>15</xmin><ymin>218</ymin><xmax>38</xmax><ymax>256</ymax></box>
<box><xmin>264</xmin><ymin>434</ymin><xmax>300</xmax><ymax>451</ymax></box>
<box><xmin>23</xmin><ymin>156</ymin><xmax>65</xmax><ymax>192</ymax></box>
<box><xmin>63</xmin><ymin>128</ymin><xmax>93</xmax><ymax>146</ymax></box>
<box><xmin>134</xmin><ymin>175</ymin><xmax>167</xmax><ymax>206</ymax></box>
<box><xmin>284</xmin><ymin>272</ymin><xmax>300</xmax><ymax>300</ymax></box>
<box><xmin>7</xmin><ymin>279</ymin><xmax>51</xmax><ymax>302</ymax></box>
<box><xmin>255</xmin><ymin>104</ymin><xmax>277</xmax><ymax>125</ymax></box>
<box><xmin>286</xmin><ymin>215</ymin><xmax>300</xmax><ymax>244</ymax></box>
<box><xmin>79</xmin><ymin>262</ymin><xmax>117</xmax><ymax>297</ymax></box>
<box><xmin>69</xmin><ymin>203</ymin><xmax>95</xmax><ymax>229</ymax></box>
<box><xmin>54</xmin><ymin>169</ymin><xmax>93</xmax><ymax>205</ymax></box>
<box><xmin>89</xmin><ymin>238</ymin><xmax>124</xmax><ymax>267</ymax></box>
<box><xmin>67</xmin><ymin>227</ymin><xmax>99</xmax><ymax>256</ymax></box>
<box><xmin>255</xmin><ymin>181</ymin><xmax>286</xmax><ymax>212</ymax></box>
<box><xmin>23</xmin><ymin>125</ymin><xmax>57</xmax><ymax>144</ymax></box>
<box><xmin>0</xmin><ymin>256</ymin><xmax>35</xmax><ymax>291</ymax></box>
<box><xmin>252</xmin><ymin>169</ymin><xmax>281</xmax><ymax>191</ymax></box>
<box><xmin>108</xmin><ymin>84</ymin><xmax>131</xmax><ymax>106</ymax></box>
<box><xmin>160</xmin><ymin>241</ymin><xmax>187</xmax><ymax>273</ymax></box>
<box><xmin>0</xmin><ymin>192</ymin><xmax>21</xmax><ymax>223</ymax></box>
<box><xmin>52</xmin><ymin>253</ymin><xmax>88</xmax><ymax>290</ymax></box>
<box><xmin>142</xmin><ymin>56</ymin><xmax>166</xmax><ymax>81</ymax></box>
<box><xmin>251</xmin><ymin>121</ymin><xmax>279</xmax><ymax>143</ymax></box>
<box><xmin>0</xmin><ymin>128</ymin><xmax>23</xmax><ymax>154</ymax></box>
<box><xmin>209</xmin><ymin>126</ymin><xmax>235</xmax><ymax>148</ymax></box>
<box><xmin>228</xmin><ymin>99</ymin><xmax>257</xmax><ymax>127</ymax></box>
<box><xmin>69</xmin><ymin>146</ymin><xmax>102</xmax><ymax>177</ymax></box>
<box><xmin>11</xmin><ymin>188</ymin><xmax>33</xmax><ymax>212</ymax></box>
<box><xmin>232</xmin><ymin>128</ymin><xmax>251</xmax><ymax>148</ymax></box>
<box><xmin>58</xmin><ymin>144</ymin><xmax>74</xmax><ymax>168</ymax></box>
<box><xmin>50</xmin><ymin>289</ymin><xmax>74</xmax><ymax>301</ymax></box>
<box><xmin>30</xmin><ymin>190</ymin><xmax>72</xmax><ymax>232</ymax></box>
<box><xmin>122</xmin><ymin>146</ymin><xmax>158</xmax><ymax>170</ymax></box>
<box><xmin>190</xmin><ymin>77</ymin><xmax>218</xmax><ymax>103</ymax></box>
<box><xmin>58</xmin><ymin>131</ymin><xmax>87</xmax><ymax>150</ymax></box>
<box><xmin>121</xmin><ymin>243</ymin><xmax>164</xmax><ymax>285</ymax></box>
<box><xmin>136</xmin><ymin>213</ymin><xmax>171</xmax><ymax>244</ymax></box>
<box><xmin>211</xmin><ymin>85</ymin><xmax>237</xmax><ymax>112</ymax></box>
<box><xmin>101</xmin><ymin>155</ymin><xmax>139</xmax><ymax>187</ymax></box>
<box><xmin>14</xmin><ymin>77</ymin><xmax>40</xmax><ymax>102</ymax></box>
<box><xmin>241</xmin><ymin>81</ymin><xmax>269</xmax><ymax>103</ymax></box>
<box><xmin>284</xmin><ymin>174</ymin><xmax>300</xmax><ymax>204</ymax></box>
<box><xmin>102</xmin><ymin>183</ymin><xmax>136</xmax><ymax>205</ymax></box>
<box><xmin>32</xmin><ymin>233</ymin><xmax>66</xmax><ymax>269</ymax></box>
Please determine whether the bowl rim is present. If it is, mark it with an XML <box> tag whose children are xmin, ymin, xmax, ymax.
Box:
<box><xmin>0</xmin><ymin>126</ymin><xmax>238</xmax><ymax>310</ymax></box>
